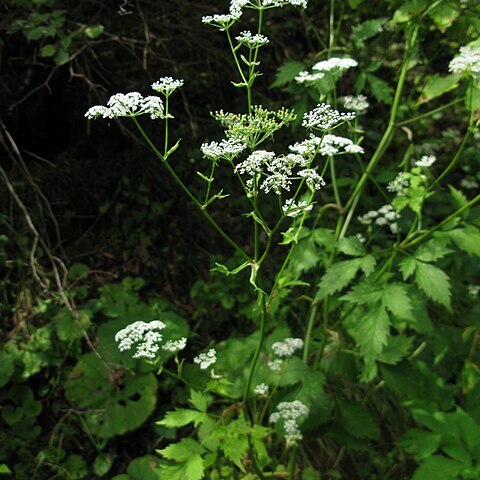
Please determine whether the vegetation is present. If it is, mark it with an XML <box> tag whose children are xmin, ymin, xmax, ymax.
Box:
<box><xmin>1</xmin><ymin>0</ymin><xmax>480</xmax><ymax>478</ymax></box>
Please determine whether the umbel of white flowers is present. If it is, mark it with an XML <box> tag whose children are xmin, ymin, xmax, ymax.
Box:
<box><xmin>114</xmin><ymin>320</ymin><xmax>187</xmax><ymax>359</ymax></box>
<box><xmin>449</xmin><ymin>45</ymin><xmax>480</xmax><ymax>80</ymax></box>
<box><xmin>85</xmin><ymin>77</ymin><xmax>184</xmax><ymax>120</ymax></box>
<box><xmin>270</xmin><ymin>400</ymin><xmax>309</xmax><ymax>444</ymax></box>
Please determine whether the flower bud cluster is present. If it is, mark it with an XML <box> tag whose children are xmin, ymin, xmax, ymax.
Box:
<box><xmin>270</xmin><ymin>400</ymin><xmax>309</xmax><ymax>444</ymax></box>
<box><xmin>296</xmin><ymin>57</ymin><xmax>357</xmax><ymax>84</ymax></box>
<box><xmin>387</xmin><ymin>172</ymin><xmax>410</xmax><ymax>195</ymax></box>
<box><xmin>236</xmin><ymin>31</ymin><xmax>269</xmax><ymax>48</ymax></box>
<box><xmin>358</xmin><ymin>204</ymin><xmax>399</xmax><ymax>234</ymax></box>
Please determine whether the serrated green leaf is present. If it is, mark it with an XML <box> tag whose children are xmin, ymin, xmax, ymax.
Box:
<box><xmin>157</xmin><ymin>409</ymin><xmax>206</xmax><ymax>428</ymax></box>
<box><xmin>397</xmin><ymin>429</ymin><xmax>442</xmax><ymax>460</ymax></box>
<box><xmin>317</xmin><ymin>258</ymin><xmax>362</xmax><ymax>298</ymax></box>
<box><xmin>349</xmin><ymin>304</ymin><xmax>390</xmax><ymax>359</ymax></box>
<box><xmin>378</xmin><ymin>335</ymin><xmax>413</xmax><ymax>365</ymax></box>
<box><xmin>418</xmin><ymin>74</ymin><xmax>461</xmax><ymax>104</ymax></box>
<box><xmin>270</xmin><ymin>60</ymin><xmax>305</xmax><ymax>89</ymax></box>
<box><xmin>185</xmin><ymin>454</ymin><xmax>204</xmax><ymax>480</ymax></box>
<box><xmin>84</xmin><ymin>24</ymin><xmax>104</xmax><ymax>39</ymax></box>
<box><xmin>337</xmin><ymin>236</ymin><xmax>366</xmax><ymax>257</ymax></box>
<box><xmin>399</xmin><ymin>256</ymin><xmax>416</xmax><ymax>280</ymax></box>
<box><xmin>448</xmin><ymin>225</ymin><xmax>480</xmax><ymax>256</ymax></box>
<box><xmin>53</xmin><ymin>48</ymin><xmax>69</xmax><ymax>66</ymax></box>
<box><xmin>189</xmin><ymin>390</ymin><xmax>208</xmax><ymax>413</ymax></box>
<box><xmin>411</xmin><ymin>455</ymin><xmax>462</xmax><ymax>480</ymax></box>
<box><xmin>360</xmin><ymin>254</ymin><xmax>377</xmax><ymax>276</ymax></box>
<box><xmin>0</xmin><ymin>351</ymin><xmax>15</xmax><ymax>387</ymax></box>
<box><xmin>351</xmin><ymin>18</ymin><xmax>386</xmax><ymax>48</ymax></box>
<box><xmin>415</xmin><ymin>262</ymin><xmax>451</xmax><ymax>310</ymax></box>
<box><xmin>341</xmin><ymin>281</ymin><xmax>384</xmax><ymax>305</ymax></box>
<box><xmin>448</xmin><ymin>185</ymin><xmax>468</xmax><ymax>209</ymax></box>
<box><xmin>367</xmin><ymin>74</ymin><xmax>393</xmax><ymax>105</ymax></box>
<box><xmin>382</xmin><ymin>283</ymin><xmax>412</xmax><ymax>318</ymax></box>
<box><xmin>415</xmin><ymin>237</ymin><xmax>453</xmax><ymax>262</ymax></box>
<box><xmin>337</xmin><ymin>400</ymin><xmax>378</xmax><ymax>439</ymax></box>
<box><xmin>93</xmin><ymin>454</ymin><xmax>113</xmax><ymax>477</ymax></box>
<box><xmin>428</xmin><ymin>3</ymin><xmax>460</xmax><ymax>31</ymax></box>
<box><xmin>158</xmin><ymin>439</ymin><xmax>204</xmax><ymax>462</ymax></box>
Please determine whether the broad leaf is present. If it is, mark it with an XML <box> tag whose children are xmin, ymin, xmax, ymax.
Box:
<box><xmin>418</xmin><ymin>74</ymin><xmax>461</xmax><ymax>104</ymax></box>
<box><xmin>411</xmin><ymin>455</ymin><xmax>462</xmax><ymax>480</ymax></box>
<box><xmin>317</xmin><ymin>258</ymin><xmax>362</xmax><ymax>298</ymax></box>
<box><xmin>337</xmin><ymin>400</ymin><xmax>378</xmax><ymax>439</ymax></box>
<box><xmin>414</xmin><ymin>262</ymin><xmax>452</xmax><ymax>310</ymax></box>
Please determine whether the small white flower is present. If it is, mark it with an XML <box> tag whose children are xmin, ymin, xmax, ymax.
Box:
<box><xmin>115</xmin><ymin>320</ymin><xmax>166</xmax><ymax>359</ymax></box>
<box><xmin>151</xmin><ymin>77</ymin><xmax>184</xmax><ymax>96</ymax></box>
<box><xmin>268</xmin><ymin>359</ymin><xmax>283</xmax><ymax>371</ymax></box>
<box><xmin>235</xmin><ymin>150</ymin><xmax>276</xmax><ymax>175</ymax></box>
<box><xmin>162</xmin><ymin>337</ymin><xmax>187</xmax><ymax>352</ymax></box>
<box><xmin>194</xmin><ymin>349</ymin><xmax>217</xmax><ymax>369</ymax></box>
<box><xmin>272</xmin><ymin>337</ymin><xmax>304</xmax><ymax>357</ymax></box>
<box><xmin>449</xmin><ymin>45</ymin><xmax>480</xmax><ymax>79</ymax></box>
<box><xmin>345</xmin><ymin>144</ymin><xmax>364</xmax><ymax>154</ymax></box>
<box><xmin>269</xmin><ymin>400</ymin><xmax>309</xmax><ymax>445</ymax></box>
<box><xmin>312</xmin><ymin>57</ymin><xmax>358</xmax><ymax>72</ymax></box>
<box><xmin>202</xmin><ymin>13</ymin><xmax>239</xmax><ymax>30</ymax></box>
<box><xmin>298</xmin><ymin>169</ymin><xmax>326</xmax><ymax>190</ymax></box>
<box><xmin>415</xmin><ymin>155</ymin><xmax>436</xmax><ymax>167</ymax></box>
<box><xmin>254</xmin><ymin>383</ymin><xmax>269</xmax><ymax>396</ymax></box>
<box><xmin>342</xmin><ymin>94</ymin><xmax>369</xmax><ymax>113</ymax></box>
<box><xmin>261</xmin><ymin>173</ymin><xmax>292</xmax><ymax>194</ymax></box>
<box><xmin>236</xmin><ymin>31</ymin><xmax>269</xmax><ymax>47</ymax></box>
<box><xmin>201</xmin><ymin>138</ymin><xmax>247</xmax><ymax>161</ymax></box>
<box><xmin>289</xmin><ymin>135</ymin><xmax>322</xmax><ymax>155</ymax></box>
<box><xmin>295</xmin><ymin>70</ymin><xmax>325</xmax><ymax>84</ymax></box>
<box><xmin>85</xmin><ymin>105</ymin><xmax>110</xmax><ymax>119</ymax></box>
<box><xmin>282</xmin><ymin>199</ymin><xmax>313</xmax><ymax>217</ymax></box>
<box><xmin>302</xmin><ymin>103</ymin><xmax>355</xmax><ymax>130</ymax></box>
<box><xmin>387</xmin><ymin>172</ymin><xmax>410</xmax><ymax>195</ymax></box>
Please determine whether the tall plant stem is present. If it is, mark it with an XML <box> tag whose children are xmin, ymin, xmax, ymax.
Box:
<box><xmin>343</xmin><ymin>25</ymin><xmax>419</xmax><ymax>214</ymax></box>
<box><xmin>131</xmin><ymin>117</ymin><xmax>250</xmax><ymax>261</ymax></box>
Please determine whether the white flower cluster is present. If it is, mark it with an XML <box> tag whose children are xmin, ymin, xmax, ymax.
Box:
<box><xmin>193</xmin><ymin>349</ymin><xmax>217</xmax><ymax>369</ymax></box>
<box><xmin>318</xmin><ymin>134</ymin><xmax>364</xmax><ymax>156</ymax></box>
<box><xmin>151</xmin><ymin>77</ymin><xmax>184</xmax><ymax>96</ymax></box>
<box><xmin>449</xmin><ymin>45</ymin><xmax>480</xmax><ymax>79</ymax></box>
<box><xmin>272</xmin><ymin>337</ymin><xmax>304</xmax><ymax>357</ymax></box>
<box><xmin>85</xmin><ymin>92</ymin><xmax>165</xmax><ymax>120</ymax></box>
<box><xmin>201</xmin><ymin>138</ymin><xmax>247</xmax><ymax>161</ymax></box>
<box><xmin>387</xmin><ymin>172</ymin><xmax>410</xmax><ymax>195</ymax></box>
<box><xmin>296</xmin><ymin>57</ymin><xmax>357</xmax><ymax>84</ymax></box>
<box><xmin>468</xmin><ymin>285</ymin><xmax>480</xmax><ymax>297</ymax></box>
<box><xmin>342</xmin><ymin>94</ymin><xmax>369</xmax><ymax>113</ymax></box>
<box><xmin>282</xmin><ymin>199</ymin><xmax>313</xmax><ymax>217</ymax></box>
<box><xmin>289</xmin><ymin>135</ymin><xmax>321</xmax><ymax>155</ymax></box>
<box><xmin>312</xmin><ymin>57</ymin><xmax>358</xmax><ymax>72</ymax></box>
<box><xmin>202</xmin><ymin>13</ymin><xmax>240</xmax><ymax>30</ymax></box>
<box><xmin>162</xmin><ymin>337</ymin><xmax>187</xmax><ymax>352</ymax></box>
<box><xmin>415</xmin><ymin>155</ymin><xmax>436</xmax><ymax>167</ymax></box>
<box><xmin>234</xmin><ymin>150</ymin><xmax>323</xmax><ymax>195</ymax></box>
<box><xmin>358</xmin><ymin>204</ymin><xmax>398</xmax><ymax>234</ymax></box>
<box><xmin>236</xmin><ymin>31</ymin><xmax>269</xmax><ymax>47</ymax></box>
<box><xmin>254</xmin><ymin>383</ymin><xmax>269</xmax><ymax>396</ymax></box>
<box><xmin>268</xmin><ymin>359</ymin><xmax>283</xmax><ymax>371</ymax></box>
<box><xmin>270</xmin><ymin>400</ymin><xmax>309</xmax><ymax>444</ymax></box>
<box><xmin>302</xmin><ymin>103</ymin><xmax>355</xmax><ymax>130</ymax></box>
<box><xmin>115</xmin><ymin>320</ymin><xmax>166</xmax><ymax>359</ymax></box>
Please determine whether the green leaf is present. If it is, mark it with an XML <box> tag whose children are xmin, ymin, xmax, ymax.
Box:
<box><xmin>399</xmin><ymin>256</ymin><xmax>416</xmax><ymax>280</ymax></box>
<box><xmin>378</xmin><ymin>335</ymin><xmax>413</xmax><ymax>365</ymax></box>
<box><xmin>418</xmin><ymin>74</ymin><xmax>461</xmax><ymax>104</ymax></box>
<box><xmin>84</xmin><ymin>24</ymin><xmax>104</xmax><ymax>39</ymax></box>
<box><xmin>189</xmin><ymin>390</ymin><xmax>208</xmax><ymax>413</ymax></box>
<box><xmin>337</xmin><ymin>400</ymin><xmax>378</xmax><ymax>440</ymax></box>
<box><xmin>448</xmin><ymin>185</ymin><xmax>468</xmax><ymax>210</ymax></box>
<box><xmin>428</xmin><ymin>3</ymin><xmax>460</xmax><ymax>31</ymax></box>
<box><xmin>411</xmin><ymin>455</ymin><xmax>462</xmax><ymax>480</ymax></box>
<box><xmin>347</xmin><ymin>0</ymin><xmax>365</xmax><ymax>8</ymax></box>
<box><xmin>414</xmin><ymin>262</ymin><xmax>452</xmax><ymax>310</ymax></box>
<box><xmin>127</xmin><ymin>455</ymin><xmax>162</xmax><ymax>480</ymax></box>
<box><xmin>367</xmin><ymin>74</ymin><xmax>393</xmax><ymax>104</ymax></box>
<box><xmin>158</xmin><ymin>438</ymin><xmax>204</xmax><ymax>462</ymax></box>
<box><xmin>53</xmin><ymin>47</ymin><xmax>70</xmax><ymax>66</ymax></box>
<box><xmin>0</xmin><ymin>465</ymin><xmax>12</xmax><ymax>474</ymax></box>
<box><xmin>158</xmin><ymin>409</ymin><xmax>206</xmax><ymax>428</ymax></box>
<box><xmin>337</xmin><ymin>236</ymin><xmax>366</xmax><ymax>257</ymax></box>
<box><xmin>397</xmin><ymin>429</ymin><xmax>442</xmax><ymax>460</ymax></box>
<box><xmin>63</xmin><ymin>455</ymin><xmax>88</xmax><ymax>479</ymax></box>
<box><xmin>351</xmin><ymin>18</ymin><xmax>387</xmax><ymax>48</ymax></box>
<box><xmin>317</xmin><ymin>258</ymin><xmax>362</xmax><ymax>298</ymax></box>
<box><xmin>415</xmin><ymin>237</ymin><xmax>453</xmax><ymax>262</ymax></box>
<box><xmin>185</xmin><ymin>454</ymin><xmax>204</xmax><ymax>480</ymax></box>
<box><xmin>341</xmin><ymin>281</ymin><xmax>384</xmax><ymax>306</ymax></box>
<box><xmin>39</xmin><ymin>43</ymin><xmax>57</xmax><ymax>57</ymax></box>
<box><xmin>0</xmin><ymin>351</ymin><xmax>15</xmax><ymax>387</ymax></box>
<box><xmin>359</xmin><ymin>254</ymin><xmax>377</xmax><ymax>276</ymax></box>
<box><xmin>93</xmin><ymin>454</ymin><xmax>113</xmax><ymax>477</ymax></box>
<box><xmin>349</xmin><ymin>303</ymin><xmax>390</xmax><ymax>359</ymax></box>
<box><xmin>64</xmin><ymin>353</ymin><xmax>158</xmax><ymax>438</ymax></box>
<box><xmin>381</xmin><ymin>283</ymin><xmax>412</xmax><ymax>319</ymax></box>
<box><xmin>392</xmin><ymin>0</ymin><xmax>428</xmax><ymax>23</ymax></box>
<box><xmin>448</xmin><ymin>225</ymin><xmax>480</xmax><ymax>256</ymax></box>
<box><xmin>270</xmin><ymin>60</ymin><xmax>305</xmax><ymax>89</ymax></box>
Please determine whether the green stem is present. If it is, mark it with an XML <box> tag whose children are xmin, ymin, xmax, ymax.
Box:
<box><xmin>131</xmin><ymin>117</ymin><xmax>250</xmax><ymax>261</ymax></box>
<box><xmin>287</xmin><ymin>446</ymin><xmax>298</xmax><ymax>480</ymax></box>
<box><xmin>395</xmin><ymin>98</ymin><xmax>462</xmax><ymax>127</ymax></box>
<box><xmin>164</xmin><ymin>96</ymin><xmax>169</xmax><ymax>157</ymax></box>
<box><xmin>329</xmin><ymin>156</ymin><xmax>342</xmax><ymax>208</ymax></box>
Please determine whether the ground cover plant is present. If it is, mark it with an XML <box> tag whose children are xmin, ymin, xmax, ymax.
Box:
<box><xmin>1</xmin><ymin>0</ymin><xmax>480</xmax><ymax>478</ymax></box>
